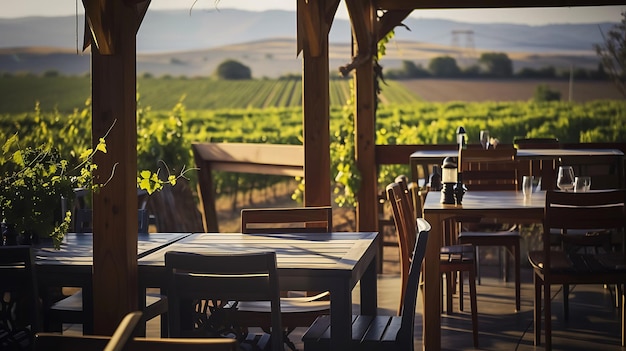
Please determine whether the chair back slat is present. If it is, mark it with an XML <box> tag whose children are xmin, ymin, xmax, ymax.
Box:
<box><xmin>543</xmin><ymin>189</ymin><xmax>626</xmax><ymax>271</ymax></box>
<box><xmin>460</xmin><ymin>148</ymin><xmax>519</xmax><ymax>191</ymax></box>
<box><xmin>241</xmin><ymin>207</ymin><xmax>332</xmax><ymax>234</ymax></box>
<box><xmin>398</xmin><ymin>219</ymin><xmax>429</xmax><ymax>346</ymax></box>
<box><xmin>165</xmin><ymin>251</ymin><xmax>283</xmax><ymax>351</ymax></box>
<box><xmin>386</xmin><ymin>182</ymin><xmax>418</xmax><ymax>313</ymax></box>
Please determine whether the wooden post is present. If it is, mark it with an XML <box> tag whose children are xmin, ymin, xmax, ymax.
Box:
<box><xmin>88</xmin><ymin>0</ymin><xmax>139</xmax><ymax>334</ymax></box>
<box><xmin>298</xmin><ymin>0</ymin><xmax>339</xmax><ymax>208</ymax></box>
<box><xmin>348</xmin><ymin>1</ymin><xmax>378</xmax><ymax>233</ymax></box>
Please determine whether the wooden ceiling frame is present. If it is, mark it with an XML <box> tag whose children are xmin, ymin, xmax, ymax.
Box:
<box><xmin>376</xmin><ymin>0</ymin><xmax>625</xmax><ymax>8</ymax></box>
<box><xmin>82</xmin><ymin>0</ymin><xmax>151</xmax><ymax>53</ymax></box>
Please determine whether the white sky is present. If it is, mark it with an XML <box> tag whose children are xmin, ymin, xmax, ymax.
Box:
<box><xmin>1</xmin><ymin>0</ymin><xmax>624</xmax><ymax>25</ymax></box>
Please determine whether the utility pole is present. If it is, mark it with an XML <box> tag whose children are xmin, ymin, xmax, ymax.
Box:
<box><xmin>451</xmin><ymin>30</ymin><xmax>476</xmax><ymax>67</ymax></box>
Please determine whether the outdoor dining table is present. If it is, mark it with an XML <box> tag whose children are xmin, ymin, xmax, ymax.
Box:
<box><xmin>137</xmin><ymin>231</ymin><xmax>379</xmax><ymax>351</ymax></box>
<box><xmin>421</xmin><ymin>190</ymin><xmax>545</xmax><ymax>351</ymax></box>
<box><xmin>34</xmin><ymin>231</ymin><xmax>379</xmax><ymax>350</ymax></box>
<box><xmin>409</xmin><ymin>147</ymin><xmax>625</xmax><ymax>190</ymax></box>
<box><xmin>34</xmin><ymin>232</ymin><xmax>192</xmax><ymax>332</ymax></box>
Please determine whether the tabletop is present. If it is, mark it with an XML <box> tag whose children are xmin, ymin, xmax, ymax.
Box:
<box><xmin>34</xmin><ymin>231</ymin><xmax>379</xmax><ymax>351</ymax></box>
<box><xmin>35</xmin><ymin>232</ymin><xmax>191</xmax><ymax>266</ymax></box>
<box><xmin>138</xmin><ymin>232</ymin><xmax>379</xmax><ymax>351</ymax></box>
<box><xmin>421</xmin><ymin>190</ymin><xmax>545</xmax><ymax>350</ymax></box>
<box><xmin>410</xmin><ymin>148</ymin><xmax>624</xmax><ymax>161</ymax></box>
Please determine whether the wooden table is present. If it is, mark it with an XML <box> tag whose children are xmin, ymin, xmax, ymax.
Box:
<box><xmin>34</xmin><ymin>232</ymin><xmax>191</xmax><ymax>332</ymax></box>
<box><xmin>138</xmin><ymin>232</ymin><xmax>380</xmax><ymax>351</ymax></box>
<box><xmin>410</xmin><ymin>148</ymin><xmax>625</xmax><ymax>190</ymax></box>
<box><xmin>422</xmin><ymin>190</ymin><xmax>545</xmax><ymax>351</ymax></box>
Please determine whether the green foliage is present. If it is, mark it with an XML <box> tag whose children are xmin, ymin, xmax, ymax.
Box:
<box><xmin>533</xmin><ymin>84</ymin><xmax>561</xmax><ymax>102</ymax></box>
<box><xmin>479</xmin><ymin>52</ymin><xmax>513</xmax><ymax>77</ymax></box>
<box><xmin>594</xmin><ymin>12</ymin><xmax>626</xmax><ymax>97</ymax></box>
<box><xmin>0</xmin><ymin>134</ymin><xmax>107</xmax><ymax>248</ymax></box>
<box><xmin>330</xmin><ymin>82</ymin><xmax>360</xmax><ymax>208</ymax></box>
<box><xmin>137</xmin><ymin>95</ymin><xmax>191</xmax><ymax>176</ymax></box>
<box><xmin>214</xmin><ymin>59</ymin><xmax>252</xmax><ymax>80</ymax></box>
<box><xmin>428</xmin><ymin>56</ymin><xmax>461</xmax><ymax>77</ymax></box>
<box><xmin>0</xmin><ymin>76</ymin><xmax>417</xmax><ymax>112</ymax></box>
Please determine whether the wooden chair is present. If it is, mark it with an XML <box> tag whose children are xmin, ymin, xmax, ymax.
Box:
<box><xmin>239</xmin><ymin>206</ymin><xmax>332</xmax><ymax>350</ymax></box>
<box><xmin>390</xmin><ymin>181</ymin><xmax>479</xmax><ymax>347</ymax></box>
<box><xmin>302</xmin><ymin>217</ymin><xmax>430</xmax><ymax>351</ymax></box>
<box><xmin>45</xmin><ymin>288</ymin><xmax>166</xmax><ymax>336</ymax></box>
<box><xmin>0</xmin><ymin>246</ymin><xmax>41</xmax><ymax>350</ymax></box>
<box><xmin>527</xmin><ymin>189</ymin><xmax>626</xmax><ymax>350</ymax></box>
<box><xmin>456</xmin><ymin>147</ymin><xmax>522</xmax><ymax>311</ymax></box>
<box><xmin>34</xmin><ymin>311</ymin><xmax>238</xmax><ymax>351</ymax></box>
<box><xmin>240</xmin><ymin>206</ymin><xmax>332</xmax><ymax>234</ymax></box>
<box><xmin>165</xmin><ymin>250</ymin><xmax>283</xmax><ymax>351</ymax></box>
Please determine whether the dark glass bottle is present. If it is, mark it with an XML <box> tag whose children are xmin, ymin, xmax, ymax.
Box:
<box><xmin>429</xmin><ymin>165</ymin><xmax>442</xmax><ymax>191</ymax></box>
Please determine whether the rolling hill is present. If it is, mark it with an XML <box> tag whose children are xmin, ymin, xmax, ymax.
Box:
<box><xmin>0</xmin><ymin>9</ymin><xmax>617</xmax><ymax>78</ymax></box>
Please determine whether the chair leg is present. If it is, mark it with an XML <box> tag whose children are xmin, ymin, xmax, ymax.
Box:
<box><xmin>475</xmin><ymin>246</ymin><xmax>481</xmax><ymax>285</ymax></box>
<box><xmin>513</xmin><ymin>243</ymin><xmax>521</xmax><ymax>312</ymax></box>
<box><xmin>459</xmin><ymin>270</ymin><xmax>465</xmax><ymax>312</ymax></box>
<box><xmin>544</xmin><ymin>282</ymin><xmax>552</xmax><ymax>351</ymax></box>
<box><xmin>501</xmin><ymin>246</ymin><xmax>507</xmax><ymax>282</ymax></box>
<box><xmin>563</xmin><ymin>284</ymin><xmax>569</xmax><ymax>320</ymax></box>
<box><xmin>616</xmin><ymin>284</ymin><xmax>626</xmax><ymax>347</ymax></box>
<box><xmin>534</xmin><ymin>273</ymin><xmax>541</xmax><ymax>346</ymax></box>
<box><xmin>445</xmin><ymin>272</ymin><xmax>453</xmax><ymax>314</ymax></box>
<box><xmin>468</xmin><ymin>267</ymin><xmax>479</xmax><ymax>348</ymax></box>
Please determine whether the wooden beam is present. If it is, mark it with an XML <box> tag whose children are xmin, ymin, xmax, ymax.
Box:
<box><xmin>83</xmin><ymin>0</ymin><xmax>150</xmax><ymax>52</ymax></box>
<box><xmin>82</xmin><ymin>0</ymin><xmax>114</xmax><ymax>54</ymax></box>
<box><xmin>352</xmin><ymin>2</ymin><xmax>378</xmax><ymax>234</ymax></box>
<box><xmin>375</xmin><ymin>0</ymin><xmax>625</xmax><ymax>9</ymax></box>
<box><xmin>376</xmin><ymin>9</ymin><xmax>412</xmax><ymax>42</ymax></box>
<box><xmin>192</xmin><ymin>143</ymin><xmax>304</xmax><ymax>232</ymax></box>
<box><xmin>89</xmin><ymin>0</ymin><xmax>140</xmax><ymax>335</ymax></box>
<box><xmin>298</xmin><ymin>0</ymin><xmax>321</xmax><ymax>57</ymax></box>
<box><xmin>299</xmin><ymin>0</ymin><xmax>336</xmax><ymax>208</ymax></box>
<box><xmin>340</xmin><ymin>0</ymin><xmax>374</xmax><ymax>77</ymax></box>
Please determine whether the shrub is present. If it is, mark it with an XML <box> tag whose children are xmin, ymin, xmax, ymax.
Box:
<box><xmin>533</xmin><ymin>84</ymin><xmax>561</xmax><ymax>102</ymax></box>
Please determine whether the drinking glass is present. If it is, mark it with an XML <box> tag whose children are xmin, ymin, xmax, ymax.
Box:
<box><xmin>480</xmin><ymin>130</ymin><xmax>490</xmax><ymax>149</ymax></box>
<box><xmin>574</xmin><ymin>176</ymin><xmax>591</xmax><ymax>192</ymax></box>
<box><xmin>522</xmin><ymin>176</ymin><xmax>533</xmax><ymax>197</ymax></box>
<box><xmin>556</xmin><ymin>166</ymin><xmax>575</xmax><ymax>192</ymax></box>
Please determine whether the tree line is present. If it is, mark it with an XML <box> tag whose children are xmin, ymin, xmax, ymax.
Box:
<box><xmin>384</xmin><ymin>52</ymin><xmax>608</xmax><ymax>80</ymax></box>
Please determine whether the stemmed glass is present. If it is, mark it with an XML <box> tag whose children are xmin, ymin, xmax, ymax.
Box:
<box><xmin>556</xmin><ymin>166</ymin><xmax>575</xmax><ymax>192</ymax></box>
<box><xmin>480</xmin><ymin>130</ymin><xmax>490</xmax><ymax>149</ymax></box>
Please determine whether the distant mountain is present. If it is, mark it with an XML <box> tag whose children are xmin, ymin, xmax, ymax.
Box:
<box><xmin>0</xmin><ymin>9</ymin><xmax>617</xmax><ymax>53</ymax></box>
<box><xmin>0</xmin><ymin>9</ymin><xmax>617</xmax><ymax>78</ymax></box>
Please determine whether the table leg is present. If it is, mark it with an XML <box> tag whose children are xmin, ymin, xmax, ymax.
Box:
<box><xmin>360</xmin><ymin>255</ymin><xmax>378</xmax><ymax>315</ymax></box>
<box><xmin>423</xmin><ymin>212</ymin><xmax>443</xmax><ymax>351</ymax></box>
<box><xmin>329</xmin><ymin>278</ymin><xmax>352</xmax><ymax>350</ymax></box>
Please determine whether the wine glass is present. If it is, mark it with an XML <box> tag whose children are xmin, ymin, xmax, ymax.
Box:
<box><xmin>480</xmin><ymin>130</ymin><xmax>490</xmax><ymax>149</ymax></box>
<box><xmin>556</xmin><ymin>166</ymin><xmax>575</xmax><ymax>192</ymax></box>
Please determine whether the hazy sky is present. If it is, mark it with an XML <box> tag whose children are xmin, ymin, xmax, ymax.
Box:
<box><xmin>2</xmin><ymin>0</ymin><xmax>624</xmax><ymax>25</ymax></box>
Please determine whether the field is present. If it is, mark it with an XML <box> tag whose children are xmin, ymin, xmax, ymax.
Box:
<box><xmin>0</xmin><ymin>75</ymin><xmax>622</xmax><ymax>115</ymax></box>
<box><xmin>397</xmin><ymin>79</ymin><xmax>623</xmax><ymax>102</ymax></box>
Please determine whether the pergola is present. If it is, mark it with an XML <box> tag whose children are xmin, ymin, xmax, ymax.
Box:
<box><xmin>81</xmin><ymin>0</ymin><xmax>622</xmax><ymax>339</ymax></box>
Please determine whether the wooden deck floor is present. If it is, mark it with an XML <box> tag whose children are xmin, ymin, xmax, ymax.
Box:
<box><xmin>63</xmin><ymin>245</ymin><xmax>624</xmax><ymax>350</ymax></box>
